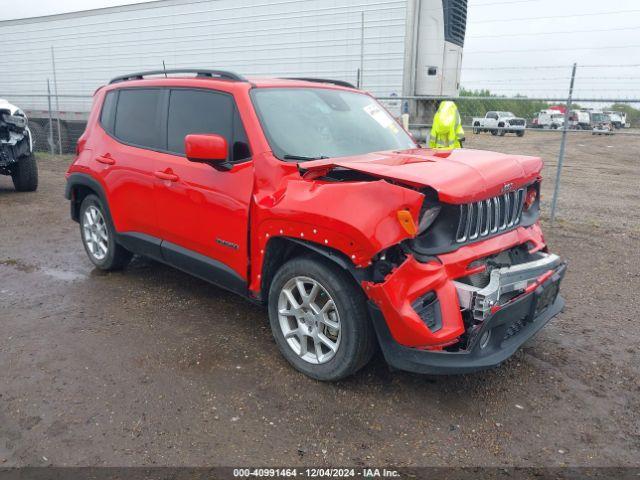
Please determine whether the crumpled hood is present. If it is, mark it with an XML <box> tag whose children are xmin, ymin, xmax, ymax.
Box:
<box><xmin>301</xmin><ymin>148</ymin><xmax>543</xmax><ymax>204</ymax></box>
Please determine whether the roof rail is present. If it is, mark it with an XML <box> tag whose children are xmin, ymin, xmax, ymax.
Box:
<box><xmin>109</xmin><ymin>69</ymin><xmax>246</xmax><ymax>84</ymax></box>
<box><xmin>282</xmin><ymin>77</ymin><xmax>356</xmax><ymax>89</ymax></box>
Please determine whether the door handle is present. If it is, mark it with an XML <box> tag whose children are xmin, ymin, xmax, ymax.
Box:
<box><xmin>154</xmin><ymin>170</ymin><xmax>179</xmax><ymax>182</ymax></box>
<box><xmin>96</xmin><ymin>154</ymin><xmax>115</xmax><ymax>165</ymax></box>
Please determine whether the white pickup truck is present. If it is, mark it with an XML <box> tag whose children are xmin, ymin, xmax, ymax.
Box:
<box><xmin>472</xmin><ymin>111</ymin><xmax>526</xmax><ymax>137</ymax></box>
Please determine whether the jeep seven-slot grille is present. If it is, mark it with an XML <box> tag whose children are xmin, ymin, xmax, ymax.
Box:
<box><xmin>455</xmin><ymin>188</ymin><xmax>526</xmax><ymax>243</ymax></box>
<box><xmin>509</xmin><ymin>119</ymin><xmax>525</xmax><ymax>126</ymax></box>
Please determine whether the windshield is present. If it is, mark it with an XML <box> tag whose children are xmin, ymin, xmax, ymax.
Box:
<box><xmin>498</xmin><ymin>111</ymin><xmax>515</xmax><ymax>117</ymax></box>
<box><xmin>251</xmin><ymin>88</ymin><xmax>416</xmax><ymax>160</ymax></box>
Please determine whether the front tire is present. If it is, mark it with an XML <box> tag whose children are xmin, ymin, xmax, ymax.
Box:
<box><xmin>79</xmin><ymin>194</ymin><xmax>132</xmax><ymax>270</ymax></box>
<box><xmin>268</xmin><ymin>256</ymin><xmax>376</xmax><ymax>381</ymax></box>
<box><xmin>11</xmin><ymin>153</ymin><xmax>38</xmax><ymax>192</ymax></box>
<box><xmin>517</xmin><ymin>130</ymin><xmax>525</xmax><ymax>137</ymax></box>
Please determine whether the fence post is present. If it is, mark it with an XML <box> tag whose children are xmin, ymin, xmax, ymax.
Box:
<box><xmin>51</xmin><ymin>45</ymin><xmax>63</xmax><ymax>155</ymax></box>
<box><xmin>359</xmin><ymin>11</ymin><xmax>365</xmax><ymax>89</ymax></box>
<box><xmin>46</xmin><ymin>79</ymin><xmax>55</xmax><ymax>155</ymax></box>
<box><xmin>550</xmin><ymin>63</ymin><xmax>577</xmax><ymax>224</ymax></box>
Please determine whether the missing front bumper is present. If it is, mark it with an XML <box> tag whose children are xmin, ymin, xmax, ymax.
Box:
<box><xmin>369</xmin><ymin>263</ymin><xmax>566</xmax><ymax>375</ymax></box>
<box><xmin>454</xmin><ymin>252</ymin><xmax>562</xmax><ymax>321</ymax></box>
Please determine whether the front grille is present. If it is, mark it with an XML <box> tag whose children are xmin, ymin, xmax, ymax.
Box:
<box><xmin>455</xmin><ymin>188</ymin><xmax>526</xmax><ymax>243</ymax></box>
<box><xmin>509</xmin><ymin>119</ymin><xmax>525</xmax><ymax>126</ymax></box>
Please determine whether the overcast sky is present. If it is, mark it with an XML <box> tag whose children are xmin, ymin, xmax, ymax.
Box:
<box><xmin>1</xmin><ymin>0</ymin><xmax>638</xmax><ymax>98</ymax></box>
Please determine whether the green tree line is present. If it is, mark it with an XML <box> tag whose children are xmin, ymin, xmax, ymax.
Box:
<box><xmin>455</xmin><ymin>88</ymin><xmax>640</xmax><ymax>127</ymax></box>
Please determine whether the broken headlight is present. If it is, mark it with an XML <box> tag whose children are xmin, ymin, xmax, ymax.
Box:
<box><xmin>417</xmin><ymin>203</ymin><xmax>441</xmax><ymax>235</ymax></box>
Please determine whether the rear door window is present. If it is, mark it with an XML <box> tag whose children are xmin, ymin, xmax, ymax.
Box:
<box><xmin>114</xmin><ymin>89</ymin><xmax>165</xmax><ymax>150</ymax></box>
<box><xmin>167</xmin><ymin>89</ymin><xmax>250</xmax><ymax>162</ymax></box>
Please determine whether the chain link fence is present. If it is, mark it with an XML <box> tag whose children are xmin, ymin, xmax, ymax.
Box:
<box><xmin>377</xmin><ymin>71</ymin><xmax>640</xmax><ymax>223</ymax></box>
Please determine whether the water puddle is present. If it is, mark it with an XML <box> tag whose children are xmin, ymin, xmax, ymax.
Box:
<box><xmin>42</xmin><ymin>268</ymin><xmax>87</xmax><ymax>282</ymax></box>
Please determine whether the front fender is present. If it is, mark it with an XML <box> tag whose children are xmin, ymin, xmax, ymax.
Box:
<box><xmin>248</xmin><ymin>177</ymin><xmax>425</xmax><ymax>293</ymax></box>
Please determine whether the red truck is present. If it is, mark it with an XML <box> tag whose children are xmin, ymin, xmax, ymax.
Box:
<box><xmin>65</xmin><ymin>70</ymin><xmax>566</xmax><ymax>381</ymax></box>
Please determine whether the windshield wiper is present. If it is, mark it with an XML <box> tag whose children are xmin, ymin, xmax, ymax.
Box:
<box><xmin>283</xmin><ymin>154</ymin><xmax>329</xmax><ymax>161</ymax></box>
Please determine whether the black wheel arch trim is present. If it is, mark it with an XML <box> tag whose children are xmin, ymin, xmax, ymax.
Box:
<box><xmin>65</xmin><ymin>173</ymin><xmax>111</xmax><ymax>223</ymax></box>
<box><xmin>259</xmin><ymin>236</ymin><xmax>370</xmax><ymax>303</ymax></box>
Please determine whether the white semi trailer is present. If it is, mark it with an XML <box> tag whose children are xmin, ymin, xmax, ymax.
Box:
<box><xmin>0</xmin><ymin>0</ymin><xmax>466</xmax><ymax>150</ymax></box>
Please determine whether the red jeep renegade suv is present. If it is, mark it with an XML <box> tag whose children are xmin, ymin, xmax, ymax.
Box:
<box><xmin>65</xmin><ymin>69</ymin><xmax>566</xmax><ymax>381</ymax></box>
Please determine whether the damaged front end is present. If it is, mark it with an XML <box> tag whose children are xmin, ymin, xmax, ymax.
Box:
<box><xmin>362</xmin><ymin>183</ymin><xmax>566</xmax><ymax>374</ymax></box>
<box><xmin>291</xmin><ymin>149</ymin><xmax>565</xmax><ymax>374</ymax></box>
<box><xmin>0</xmin><ymin>100</ymin><xmax>31</xmax><ymax>176</ymax></box>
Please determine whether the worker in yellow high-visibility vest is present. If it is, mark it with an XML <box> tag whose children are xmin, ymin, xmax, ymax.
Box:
<box><xmin>429</xmin><ymin>101</ymin><xmax>465</xmax><ymax>150</ymax></box>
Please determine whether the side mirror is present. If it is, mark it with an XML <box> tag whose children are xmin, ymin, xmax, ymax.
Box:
<box><xmin>185</xmin><ymin>134</ymin><xmax>229</xmax><ymax>168</ymax></box>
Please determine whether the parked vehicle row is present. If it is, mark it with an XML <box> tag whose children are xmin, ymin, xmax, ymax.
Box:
<box><xmin>532</xmin><ymin>108</ymin><xmax>629</xmax><ymax>132</ymax></box>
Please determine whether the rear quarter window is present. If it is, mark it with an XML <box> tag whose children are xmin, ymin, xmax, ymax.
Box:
<box><xmin>99</xmin><ymin>90</ymin><xmax>118</xmax><ymax>134</ymax></box>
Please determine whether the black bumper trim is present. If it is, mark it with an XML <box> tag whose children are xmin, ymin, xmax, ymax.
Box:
<box><xmin>369</xmin><ymin>267</ymin><xmax>566</xmax><ymax>375</ymax></box>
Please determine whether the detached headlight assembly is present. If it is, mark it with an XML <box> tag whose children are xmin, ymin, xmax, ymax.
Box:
<box><xmin>417</xmin><ymin>204</ymin><xmax>441</xmax><ymax>234</ymax></box>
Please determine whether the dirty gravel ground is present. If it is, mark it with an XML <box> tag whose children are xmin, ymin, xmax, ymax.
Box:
<box><xmin>0</xmin><ymin>131</ymin><xmax>638</xmax><ymax>467</ymax></box>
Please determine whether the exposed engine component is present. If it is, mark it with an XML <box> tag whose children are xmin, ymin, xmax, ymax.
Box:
<box><xmin>454</xmin><ymin>251</ymin><xmax>561</xmax><ymax>322</ymax></box>
<box><xmin>370</xmin><ymin>245</ymin><xmax>408</xmax><ymax>282</ymax></box>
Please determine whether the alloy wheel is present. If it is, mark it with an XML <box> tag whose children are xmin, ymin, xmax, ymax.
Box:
<box><xmin>82</xmin><ymin>205</ymin><xmax>109</xmax><ymax>261</ymax></box>
<box><xmin>277</xmin><ymin>276</ymin><xmax>341</xmax><ymax>364</ymax></box>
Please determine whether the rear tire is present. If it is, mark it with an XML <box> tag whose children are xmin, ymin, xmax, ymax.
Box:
<box><xmin>11</xmin><ymin>153</ymin><xmax>38</xmax><ymax>192</ymax></box>
<box><xmin>79</xmin><ymin>194</ymin><xmax>132</xmax><ymax>271</ymax></box>
<box><xmin>268</xmin><ymin>256</ymin><xmax>376</xmax><ymax>381</ymax></box>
